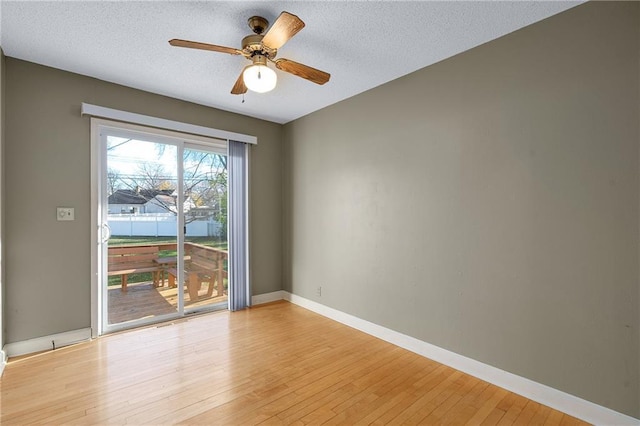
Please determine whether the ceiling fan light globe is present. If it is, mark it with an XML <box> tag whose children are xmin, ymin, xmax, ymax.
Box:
<box><xmin>243</xmin><ymin>65</ymin><xmax>277</xmax><ymax>93</ymax></box>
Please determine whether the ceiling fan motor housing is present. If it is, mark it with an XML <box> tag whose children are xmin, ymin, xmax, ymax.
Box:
<box><xmin>242</xmin><ymin>34</ymin><xmax>277</xmax><ymax>59</ymax></box>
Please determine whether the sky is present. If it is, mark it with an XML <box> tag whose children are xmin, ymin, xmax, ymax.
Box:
<box><xmin>107</xmin><ymin>136</ymin><xmax>178</xmax><ymax>183</ymax></box>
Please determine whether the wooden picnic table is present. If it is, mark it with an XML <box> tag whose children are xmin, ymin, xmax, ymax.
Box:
<box><xmin>156</xmin><ymin>246</ymin><xmax>227</xmax><ymax>302</ymax></box>
<box><xmin>153</xmin><ymin>256</ymin><xmax>190</xmax><ymax>287</ymax></box>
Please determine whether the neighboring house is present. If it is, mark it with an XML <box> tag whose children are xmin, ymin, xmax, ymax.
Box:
<box><xmin>144</xmin><ymin>193</ymin><xmax>178</xmax><ymax>214</ymax></box>
<box><xmin>108</xmin><ymin>189</ymin><xmax>173</xmax><ymax>214</ymax></box>
<box><xmin>107</xmin><ymin>189</ymin><xmax>219</xmax><ymax>237</ymax></box>
<box><xmin>108</xmin><ymin>189</ymin><xmax>197</xmax><ymax>215</ymax></box>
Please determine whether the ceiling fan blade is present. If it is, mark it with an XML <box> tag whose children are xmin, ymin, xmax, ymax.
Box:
<box><xmin>261</xmin><ymin>12</ymin><xmax>305</xmax><ymax>50</ymax></box>
<box><xmin>231</xmin><ymin>67</ymin><xmax>249</xmax><ymax>95</ymax></box>
<box><xmin>275</xmin><ymin>59</ymin><xmax>330</xmax><ymax>85</ymax></box>
<box><xmin>169</xmin><ymin>39</ymin><xmax>242</xmax><ymax>55</ymax></box>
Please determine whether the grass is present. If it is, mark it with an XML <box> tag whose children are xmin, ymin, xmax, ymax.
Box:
<box><xmin>109</xmin><ymin>236</ymin><xmax>227</xmax><ymax>250</ymax></box>
<box><xmin>108</xmin><ymin>235</ymin><xmax>227</xmax><ymax>286</ymax></box>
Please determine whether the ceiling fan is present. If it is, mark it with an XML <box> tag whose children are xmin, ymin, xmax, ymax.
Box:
<box><xmin>169</xmin><ymin>11</ymin><xmax>330</xmax><ymax>95</ymax></box>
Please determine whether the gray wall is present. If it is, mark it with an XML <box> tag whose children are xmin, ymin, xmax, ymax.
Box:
<box><xmin>283</xmin><ymin>1</ymin><xmax>639</xmax><ymax>418</ymax></box>
<box><xmin>4</xmin><ymin>59</ymin><xmax>282</xmax><ymax>343</ymax></box>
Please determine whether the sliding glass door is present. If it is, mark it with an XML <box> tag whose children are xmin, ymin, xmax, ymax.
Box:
<box><xmin>96</xmin><ymin>122</ymin><xmax>228</xmax><ymax>334</ymax></box>
<box><xmin>182</xmin><ymin>145</ymin><xmax>228</xmax><ymax>313</ymax></box>
<box><xmin>104</xmin><ymin>134</ymin><xmax>179</xmax><ymax>327</ymax></box>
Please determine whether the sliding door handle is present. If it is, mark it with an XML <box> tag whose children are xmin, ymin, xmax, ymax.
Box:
<box><xmin>101</xmin><ymin>223</ymin><xmax>112</xmax><ymax>244</ymax></box>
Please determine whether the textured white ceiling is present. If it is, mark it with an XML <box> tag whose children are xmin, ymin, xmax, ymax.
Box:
<box><xmin>0</xmin><ymin>1</ymin><xmax>581</xmax><ymax>124</ymax></box>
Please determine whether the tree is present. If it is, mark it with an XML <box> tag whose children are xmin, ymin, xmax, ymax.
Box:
<box><xmin>108</xmin><ymin>145</ymin><xmax>227</xmax><ymax>235</ymax></box>
<box><xmin>135</xmin><ymin>163</ymin><xmax>175</xmax><ymax>191</ymax></box>
<box><xmin>107</xmin><ymin>168</ymin><xmax>121</xmax><ymax>196</ymax></box>
<box><xmin>183</xmin><ymin>151</ymin><xmax>228</xmax><ymax>235</ymax></box>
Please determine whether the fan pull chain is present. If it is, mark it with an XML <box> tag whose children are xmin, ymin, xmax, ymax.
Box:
<box><xmin>242</xmin><ymin>93</ymin><xmax>245</xmax><ymax>103</ymax></box>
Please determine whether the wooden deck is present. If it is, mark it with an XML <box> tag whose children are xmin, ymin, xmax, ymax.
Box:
<box><xmin>108</xmin><ymin>281</ymin><xmax>227</xmax><ymax>324</ymax></box>
<box><xmin>107</xmin><ymin>242</ymin><xmax>228</xmax><ymax>324</ymax></box>
<box><xmin>0</xmin><ymin>302</ymin><xmax>588</xmax><ymax>425</ymax></box>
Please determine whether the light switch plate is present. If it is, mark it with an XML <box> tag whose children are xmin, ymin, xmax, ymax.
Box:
<box><xmin>57</xmin><ymin>207</ymin><xmax>75</xmax><ymax>221</ymax></box>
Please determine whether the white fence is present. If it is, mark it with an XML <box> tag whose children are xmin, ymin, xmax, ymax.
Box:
<box><xmin>108</xmin><ymin>214</ymin><xmax>222</xmax><ymax>237</ymax></box>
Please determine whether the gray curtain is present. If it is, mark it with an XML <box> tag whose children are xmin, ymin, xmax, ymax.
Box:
<box><xmin>228</xmin><ymin>140</ymin><xmax>250</xmax><ymax>311</ymax></box>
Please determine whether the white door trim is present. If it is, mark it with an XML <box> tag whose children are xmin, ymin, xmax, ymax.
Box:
<box><xmin>82</xmin><ymin>103</ymin><xmax>257</xmax><ymax>145</ymax></box>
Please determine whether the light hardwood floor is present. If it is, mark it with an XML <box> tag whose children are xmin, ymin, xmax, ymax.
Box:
<box><xmin>0</xmin><ymin>301</ymin><xmax>588</xmax><ymax>425</ymax></box>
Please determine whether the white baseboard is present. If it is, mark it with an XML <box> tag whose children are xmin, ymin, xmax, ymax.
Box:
<box><xmin>0</xmin><ymin>349</ymin><xmax>6</xmax><ymax>376</ymax></box>
<box><xmin>252</xmin><ymin>290</ymin><xmax>286</xmax><ymax>306</ymax></box>
<box><xmin>282</xmin><ymin>291</ymin><xmax>639</xmax><ymax>425</ymax></box>
<box><xmin>3</xmin><ymin>328</ymin><xmax>92</xmax><ymax>359</ymax></box>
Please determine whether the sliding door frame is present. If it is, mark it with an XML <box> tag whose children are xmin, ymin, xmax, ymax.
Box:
<box><xmin>182</xmin><ymin>141</ymin><xmax>230</xmax><ymax>315</ymax></box>
<box><xmin>90</xmin><ymin>118</ymin><xmax>229</xmax><ymax>336</ymax></box>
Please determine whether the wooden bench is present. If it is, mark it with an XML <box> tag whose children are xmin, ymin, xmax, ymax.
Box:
<box><xmin>108</xmin><ymin>246</ymin><xmax>161</xmax><ymax>293</ymax></box>
<box><xmin>167</xmin><ymin>246</ymin><xmax>227</xmax><ymax>302</ymax></box>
